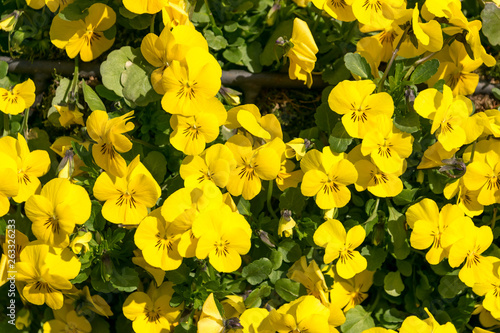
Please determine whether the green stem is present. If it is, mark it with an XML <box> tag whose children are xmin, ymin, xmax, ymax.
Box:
<box><xmin>21</xmin><ymin>108</ymin><xmax>29</xmax><ymax>135</ymax></box>
<box><xmin>150</xmin><ymin>13</ymin><xmax>156</xmax><ymax>34</ymax></box>
<box><xmin>72</xmin><ymin>56</ymin><xmax>79</xmax><ymax>93</ymax></box>
<box><xmin>3</xmin><ymin>113</ymin><xmax>10</xmax><ymax>136</ymax></box>
<box><xmin>131</xmin><ymin>138</ymin><xmax>157</xmax><ymax>149</ymax></box>
<box><xmin>267</xmin><ymin>180</ymin><xmax>278</xmax><ymax>220</ymax></box>
<box><xmin>492</xmin><ymin>207</ymin><xmax>497</xmax><ymax>230</ymax></box>
<box><xmin>377</xmin><ymin>26</ymin><xmax>408</xmax><ymax>93</ymax></box>
<box><xmin>367</xmin><ymin>290</ymin><xmax>381</xmax><ymax>313</ymax></box>
<box><xmin>468</xmin><ymin>140</ymin><xmax>477</xmax><ymax>164</ymax></box>
<box><xmin>203</xmin><ymin>0</ymin><xmax>219</xmax><ymax>33</ymax></box>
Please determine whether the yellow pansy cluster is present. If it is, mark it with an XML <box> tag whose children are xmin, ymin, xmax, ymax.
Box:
<box><xmin>1</xmin><ymin>0</ymin><xmax>500</xmax><ymax>331</ymax></box>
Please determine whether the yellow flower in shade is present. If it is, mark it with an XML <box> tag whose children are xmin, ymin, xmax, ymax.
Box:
<box><xmin>330</xmin><ymin>270</ymin><xmax>374</xmax><ymax>312</ymax></box>
<box><xmin>50</xmin><ymin>136</ymin><xmax>89</xmax><ymax>179</ymax></box>
<box><xmin>312</xmin><ymin>0</ymin><xmax>356</xmax><ymax>22</ymax></box>
<box><xmin>473</xmin><ymin>262</ymin><xmax>500</xmax><ymax>320</ymax></box>
<box><xmin>193</xmin><ymin>205</ymin><xmax>251</xmax><ymax>273</ymax></box>
<box><xmin>42</xmin><ymin>305</ymin><xmax>91</xmax><ymax>333</ymax></box>
<box><xmin>314</xmin><ymin>219</ymin><xmax>366</xmax><ymax>279</ymax></box>
<box><xmin>197</xmin><ymin>293</ymin><xmax>225</xmax><ymax>332</ymax></box>
<box><xmin>180</xmin><ymin>143</ymin><xmax>236</xmax><ymax>189</ymax></box>
<box><xmin>132</xmin><ymin>249</ymin><xmax>165</xmax><ymax>286</ymax></box>
<box><xmin>123</xmin><ymin>282</ymin><xmax>183</xmax><ymax>333</ymax></box>
<box><xmin>240</xmin><ymin>308</ymin><xmax>270</xmax><ymax>333</ymax></box>
<box><xmin>225</xmin><ymin>134</ymin><xmax>281</xmax><ymax>200</ymax></box>
<box><xmin>198</xmin><ymin>293</ymin><xmax>247</xmax><ymax>332</ymax></box>
<box><xmin>0</xmin><ymin>134</ymin><xmax>50</xmax><ymax>203</ymax></box>
<box><xmin>463</xmin><ymin>152</ymin><xmax>500</xmax><ymax>206</ymax></box>
<box><xmin>123</xmin><ymin>0</ymin><xmax>168</xmax><ymax>14</ymax></box>
<box><xmin>170</xmin><ymin>98</ymin><xmax>227</xmax><ymax>156</ymax></box>
<box><xmin>285</xmin><ymin>138</ymin><xmax>310</xmax><ymax>161</ymax></box>
<box><xmin>276</xmin><ymin>160</ymin><xmax>304</xmax><ymax>192</ymax></box>
<box><xmin>328</xmin><ymin>80</ymin><xmax>394</xmax><ymax>139</ymax></box>
<box><xmin>161</xmin><ymin>47</ymin><xmax>222</xmax><ymax>116</ymax></box>
<box><xmin>26</xmin><ymin>0</ymin><xmax>74</xmax><ymax>12</ymax></box>
<box><xmin>286</xmin><ymin>18</ymin><xmax>319</xmax><ymax>88</ymax></box>
<box><xmin>427</xmin><ymin>42</ymin><xmax>483</xmax><ymax>96</ymax></box>
<box><xmin>25</xmin><ymin>178</ymin><xmax>91</xmax><ymax>247</ymax></box>
<box><xmin>66</xmin><ymin>285</ymin><xmax>113</xmax><ymax>318</ymax></box>
<box><xmin>69</xmin><ymin>231</ymin><xmax>92</xmax><ymax>254</ymax></box>
<box><xmin>0</xmin><ymin>79</ymin><xmax>35</xmax><ymax>115</ymax></box>
<box><xmin>417</xmin><ymin>141</ymin><xmax>458</xmax><ymax>169</ymax></box>
<box><xmin>15</xmin><ymin>242</ymin><xmax>81</xmax><ymax>309</ymax></box>
<box><xmin>225</xmin><ymin>104</ymin><xmax>283</xmax><ymax>142</ymax></box>
<box><xmin>354</xmin><ymin>159</ymin><xmax>403</xmax><ymax>197</ymax></box>
<box><xmin>448</xmin><ymin>225</ymin><xmax>496</xmax><ymax>287</ymax></box>
<box><xmin>421</xmin><ymin>0</ymin><xmax>460</xmax><ymax>21</ymax></box>
<box><xmin>414</xmin><ymin>85</ymin><xmax>469</xmax><ymax>151</ymax></box>
<box><xmin>406</xmin><ymin>199</ymin><xmax>472</xmax><ymax>265</ymax></box>
<box><xmin>134</xmin><ymin>208</ymin><xmax>183</xmax><ymax>271</ymax></box>
<box><xmin>300</xmin><ymin>147</ymin><xmax>358</xmax><ymax>209</ymax></box>
<box><xmin>54</xmin><ymin>104</ymin><xmax>84</xmax><ymax>128</ymax></box>
<box><xmin>141</xmin><ymin>25</ymin><xmax>207</xmax><ymax>94</ymax></box>
<box><xmin>93</xmin><ymin>156</ymin><xmax>161</xmax><ymax>225</ymax></box>
<box><xmin>400</xmin><ymin>308</ymin><xmax>458</xmax><ymax>333</ymax></box>
<box><xmin>0</xmin><ymin>230</ymin><xmax>28</xmax><ymax>287</ymax></box>
<box><xmin>86</xmin><ymin>110</ymin><xmax>134</xmax><ymax>177</ymax></box>
<box><xmin>352</xmin><ymin>0</ymin><xmax>405</xmax><ymax>30</ymax></box>
<box><xmin>0</xmin><ymin>151</ymin><xmax>19</xmax><ymax>216</ymax></box>
<box><xmin>444</xmin><ymin>178</ymin><xmax>483</xmax><ymax>217</ymax></box>
<box><xmin>278</xmin><ymin>209</ymin><xmax>296</xmax><ymax>238</ymax></box>
<box><xmin>267</xmin><ymin>295</ymin><xmax>331</xmax><ymax>333</ymax></box>
<box><xmin>361</xmin><ymin>116</ymin><xmax>413</xmax><ymax>173</ymax></box>
<box><xmin>162</xmin><ymin>2</ymin><xmax>191</xmax><ymax>30</ymax></box>
<box><xmin>0</xmin><ymin>11</ymin><xmax>20</xmax><ymax>32</ymax></box>
<box><xmin>288</xmin><ymin>257</ymin><xmax>329</xmax><ymax>305</ymax></box>
<box><xmin>480</xmin><ymin>109</ymin><xmax>500</xmax><ymax>137</ymax></box>
<box><xmin>50</xmin><ymin>3</ymin><xmax>116</xmax><ymax>62</ymax></box>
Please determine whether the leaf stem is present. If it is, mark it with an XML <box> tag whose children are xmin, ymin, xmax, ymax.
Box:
<box><xmin>468</xmin><ymin>140</ymin><xmax>477</xmax><ymax>164</ymax></box>
<box><xmin>21</xmin><ymin>108</ymin><xmax>29</xmax><ymax>136</ymax></box>
<box><xmin>368</xmin><ymin>289</ymin><xmax>381</xmax><ymax>313</ymax></box>
<box><xmin>267</xmin><ymin>180</ymin><xmax>278</xmax><ymax>220</ymax></box>
<box><xmin>203</xmin><ymin>0</ymin><xmax>219</xmax><ymax>34</ymax></box>
<box><xmin>150</xmin><ymin>13</ymin><xmax>156</xmax><ymax>34</ymax></box>
<box><xmin>377</xmin><ymin>26</ymin><xmax>409</xmax><ymax>93</ymax></box>
<box><xmin>3</xmin><ymin>113</ymin><xmax>10</xmax><ymax>136</ymax></box>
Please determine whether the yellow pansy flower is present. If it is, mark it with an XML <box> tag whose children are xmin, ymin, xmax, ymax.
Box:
<box><xmin>141</xmin><ymin>25</ymin><xmax>207</xmax><ymax>94</ymax></box>
<box><xmin>43</xmin><ymin>305</ymin><xmax>91</xmax><ymax>333</ymax></box>
<box><xmin>0</xmin><ymin>11</ymin><xmax>20</xmax><ymax>32</ymax></box>
<box><xmin>267</xmin><ymin>295</ymin><xmax>331</xmax><ymax>333</ymax></box>
<box><xmin>50</xmin><ymin>136</ymin><xmax>89</xmax><ymax>179</ymax></box>
<box><xmin>0</xmin><ymin>79</ymin><xmax>36</xmax><ymax>115</ymax></box>
<box><xmin>132</xmin><ymin>249</ymin><xmax>165</xmax><ymax>287</ymax></box>
<box><xmin>421</xmin><ymin>0</ymin><xmax>460</xmax><ymax>21</ymax></box>
<box><xmin>198</xmin><ymin>293</ymin><xmax>247</xmax><ymax>332</ymax></box>
<box><xmin>288</xmin><ymin>257</ymin><xmax>329</xmax><ymax>305</ymax></box>
<box><xmin>197</xmin><ymin>293</ymin><xmax>225</xmax><ymax>332</ymax></box>
<box><xmin>66</xmin><ymin>285</ymin><xmax>113</xmax><ymax>318</ymax></box>
<box><xmin>123</xmin><ymin>282</ymin><xmax>183</xmax><ymax>333</ymax></box>
<box><xmin>312</xmin><ymin>0</ymin><xmax>356</xmax><ymax>22</ymax></box>
<box><xmin>406</xmin><ymin>199</ymin><xmax>472</xmax><ymax>265</ymax></box>
<box><xmin>354</xmin><ymin>159</ymin><xmax>403</xmax><ymax>197</ymax></box>
<box><xmin>444</xmin><ymin>178</ymin><xmax>483</xmax><ymax>217</ymax></box>
<box><xmin>300</xmin><ymin>147</ymin><xmax>358</xmax><ymax>209</ymax></box>
<box><xmin>414</xmin><ymin>85</ymin><xmax>469</xmax><ymax>151</ymax></box>
<box><xmin>314</xmin><ymin>219</ymin><xmax>367</xmax><ymax>279</ymax></box>
<box><xmin>0</xmin><ymin>150</ymin><xmax>19</xmax><ymax>216</ymax></box>
<box><xmin>0</xmin><ymin>230</ymin><xmax>28</xmax><ymax>287</ymax></box>
<box><xmin>286</xmin><ymin>18</ymin><xmax>319</xmax><ymax>88</ymax></box>
<box><xmin>363</xmin><ymin>328</ymin><xmax>397</xmax><ymax>333</ymax></box>
<box><xmin>54</xmin><ymin>104</ymin><xmax>84</xmax><ymax>128</ymax></box>
<box><xmin>93</xmin><ymin>156</ymin><xmax>161</xmax><ymax>225</ymax></box>
<box><xmin>161</xmin><ymin>47</ymin><xmax>222</xmax><ymax>116</ymax></box>
<box><xmin>134</xmin><ymin>208</ymin><xmax>183</xmax><ymax>271</ymax></box>
<box><xmin>330</xmin><ymin>269</ymin><xmax>374</xmax><ymax>312</ymax></box>
<box><xmin>226</xmin><ymin>104</ymin><xmax>283</xmax><ymax>142</ymax></box>
<box><xmin>278</xmin><ymin>209</ymin><xmax>296</xmax><ymax>237</ymax></box>
<box><xmin>26</xmin><ymin>0</ymin><xmax>74</xmax><ymax>12</ymax></box>
<box><xmin>480</xmin><ymin>109</ymin><xmax>500</xmax><ymax>137</ymax></box>
<box><xmin>86</xmin><ymin>110</ymin><xmax>134</xmax><ymax>178</ymax></box>
<box><xmin>328</xmin><ymin>80</ymin><xmax>394</xmax><ymax>139</ymax></box>
<box><xmin>225</xmin><ymin>134</ymin><xmax>281</xmax><ymax>200</ymax></box>
<box><xmin>170</xmin><ymin>98</ymin><xmax>227</xmax><ymax>156</ymax></box>
<box><xmin>240</xmin><ymin>308</ymin><xmax>270</xmax><ymax>333</ymax></box>
<box><xmin>162</xmin><ymin>2</ymin><xmax>191</xmax><ymax>29</ymax></box>
<box><xmin>50</xmin><ymin>3</ymin><xmax>116</xmax><ymax>62</ymax></box>
<box><xmin>463</xmin><ymin>151</ymin><xmax>500</xmax><ymax>206</ymax></box>
<box><xmin>180</xmin><ymin>143</ymin><xmax>236</xmax><ymax>189</ymax></box>
<box><xmin>15</xmin><ymin>242</ymin><xmax>81</xmax><ymax>309</ymax></box>
<box><xmin>448</xmin><ymin>225</ymin><xmax>496</xmax><ymax>287</ymax></box>
<box><xmin>352</xmin><ymin>0</ymin><xmax>405</xmax><ymax>30</ymax></box>
<box><xmin>69</xmin><ymin>231</ymin><xmax>92</xmax><ymax>254</ymax></box>
<box><xmin>25</xmin><ymin>178</ymin><xmax>91</xmax><ymax>247</ymax></box>
<box><xmin>473</xmin><ymin>262</ymin><xmax>500</xmax><ymax>320</ymax></box>
<box><xmin>193</xmin><ymin>205</ymin><xmax>251</xmax><ymax>272</ymax></box>
<box><xmin>417</xmin><ymin>141</ymin><xmax>458</xmax><ymax>169</ymax></box>
<box><xmin>400</xmin><ymin>308</ymin><xmax>458</xmax><ymax>333</ymax></box>
<box><xmin>0</xmin><ymin>133</ymin><xmax>50</xmax><ymax>203</ymax></box>
<box><xmin>285</xmin><ymin>138</ymin><xmax>310</xmax><ymax>161</ymax></box>
<box><xmin>361</xmin><ymin>116</ymin><xmax>413</xmax><ymax>173</ymax></box>
<box><xmin>123</xmin><ymin>0</ymin><xmax>168</xmax><ymax>14</ymax></box>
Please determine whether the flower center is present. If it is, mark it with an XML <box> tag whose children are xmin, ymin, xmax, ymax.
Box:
<box><xmin>362</xmin><ymin>0</ymin><xmax>383</xmax><ymax>12</ymax></box>
<box><xmin>339</xmin><ymin>246</ymin><xmax>355</xmax><ymax>264</ymax></box>
<box><xmin>177</xmin><ymin>80</ymin><xmax>197</xmax><ymax>100</ymax></box>
<box><xmin>116</xmin><ymin>191</ymin><xmax>137</xmax><ymax>208</ymax></box>
<box><xmin>144</xmin><ymin>306</ymin><xmax>162</xmax><ymax>323</ymax></box>
<box><xmin>44</xmin><ymin>215</ymin><xmax>61</xmax><ymax>234</ymax></box>
<box><xmin>214</xmin><ymin>239</ymin><xmax>230</xmax><ymax>257</ymax></box>
<box><xmin>182</xmin><ymin>123</ymin><xmax>201</xmax><ymax>140</ymax></box>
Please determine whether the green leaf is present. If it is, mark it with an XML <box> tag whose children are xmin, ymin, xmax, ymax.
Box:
<box><xmin>121</xmin><ymin>52</ymin><xmax>161</xmax><ymax>106</ymax></box>
<box><xmin>101</xmin><ymin>46</ymin><xmax>138</xmax><ymax>97</ymax></box>
<box><xmin>384</xmin><ymin>271</ymin><xmax>405</xmax><ymax>297</ymax></box>
<box><xmin>242</xmin><ymin>258</ymin><xmax>273</xmax><ymax>285</ymax></box>
<box><xmin>341</xmin><ymin>305</ymin><xmax>375</xmax><ymax>333</ymax></box>
<box><xmin>58</xmin><ymin>0</ymin><xmax>92</xmax><ymax>21</ymax></box>
<box><xmin>492</xmin><ymin>87</ymin><xmax>500</xmax><ymax>100</ymax></box>
<box><xmin>410</xmin><ymin>59</ymin><xmax>440</xmax><ymax>84</ymax></box>
<box><xmin>344</xmin><ymin>53</ymin><xmax>373</xmax><ymax>79</ymax></box>
<box><xmin>275</xmin><ymin>278</ymin><xmax>301</xmax><ymax>302</ymax></box>
<box><xmin>110</xmin><ymin>266</ymin><xmax>139</xmax><ymax>292</ymax></box>
<box><xmin>143</xmin><ymin>151</ymin><xmax>167</xmax><ymax>184</ymax></box>
<box><xmin>481</xmin><ymin>3</ymin><xmax>500</xmax><ymax>46</ymax></box>
<box><xmin>236</xmin><ymin>197</ymin><xmax>251</xmax><ymax>216</ymax></box>
<box><xmin>314</xmin><ymin>102</ymin><xmax>337</xmax><ymax>134</ymax></box>
<box><xmin>223</xmin><ymin>47</ymin><xmax>243</xmax><ymax>63</ymax></box>
<box><xmin>240</xmin><ymin>42</ymin><xmax>263</xmax><ymax>73</ymax></box>
<box><xmin>278</xmin><ymin>239</ymin><xmax>302</xmax><ymax>263</ymax></box>
<box><xmin>438</xmin><ymin>272</ymin><xmax>467</xmax><ymax>299</ymax></box>
<box><xmin>244</xmin><ymin>282</ymin><xmax>272</xmax><ymax>308</ymax></box>
<box><xmin>0</xmin><ymin>61</ymin><xmax>8</xmax><ymax>79</ymax></box>
<box><xmin>82</xmin><ymin>81</ymin><xmax>106</xmax><ymax>111</ymax></box>
<box><xmin>387</xmin><ymin>205</ymin><xmax>410</xmax><ymax>260</ymax></box>
<box><xmin>204</xmin><ymin>30</ymin><xmax>228</xmax><ymax>51</ymax></box>
<box><xmin>322</xmin><ymin>58</ymin><xmax>352</xmax><ymax>85</ymax></box>
<box><xmin>329</xmin><ymin>121</ymin><xmax>352</xmax><ymax>153</ymax></box>
<box><xmin>394</xmin><ymin>112</ymin><xmax>420</xmax><ymax>133</ymax></box>
<box><xmin>361</xmin><ymin>245</ymin><xmax>387</xmax><ymax>271</ymax></box>
<box><xmin>279</xmin><ymin>187</ymin><xmax>305</xmax><ymax>213</ymax></box>
<box><xmin>95</xmin><ymin>84</ymin><xmax>120</xmax><ymax>101</ymax></box>
<box><xmin>164</xmin><ymin>263</ymin><xmax>189</xmax><ymax>285</ymax></box>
